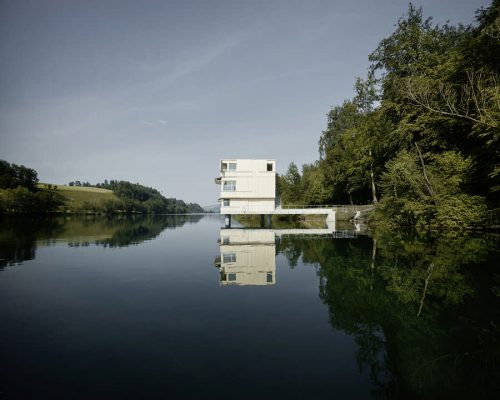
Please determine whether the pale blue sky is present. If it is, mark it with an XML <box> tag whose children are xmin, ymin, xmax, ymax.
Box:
<box><xmin>0</xmin><ymin>0</ymin><xmax>490</xmax><ymax>204</ymax></box>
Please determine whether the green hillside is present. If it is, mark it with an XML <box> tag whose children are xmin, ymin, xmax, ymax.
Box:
<box><xmin>37</xmin><ymin>184</ymin><xmax>119</xmax><ymax>209</ymax></box>
<box><xmin>1</xmin><ymin>160</ymin><xmax>203</xmax><ymax>214</ymax></box>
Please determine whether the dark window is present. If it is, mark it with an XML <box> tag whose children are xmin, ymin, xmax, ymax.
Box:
<box><xmin>267</xmin><ymin>163</ymin><xmax>273</xmax><ymax>171</ymax></box>
<box><xmin>223</xmin><ymin>199</ymin><xmax>230</xmax><ymax>206</ymax></box>
<box><xmin>223</xmin><ymin>180</ymin><xmax>236</xmax><ymax>191</ymax></box>
<box><xmin>223</xmin><ymin>252</ymin><xmax>236</xmax><ymax>263</ymax></box>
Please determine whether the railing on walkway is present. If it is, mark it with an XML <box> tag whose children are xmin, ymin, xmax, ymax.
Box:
<box><xmin>278</xmin><ymin>204</ymin><xmax>374</xmax><ymax>210</ymax></box>
<box><xmin>278</xmin><ymin>204</ymin><xmax>340</xmax><ymax>209</ymax></box>
<box><xmin>279</xmin><ymin>231</ymin><xmax>358</xmax><ymax>239</ymax></box>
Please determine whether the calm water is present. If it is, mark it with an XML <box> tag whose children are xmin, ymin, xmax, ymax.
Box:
<box><xmin>0</xmin><ymin>215</ymin><xmax>498</xmax><ymax>399</ymax></box>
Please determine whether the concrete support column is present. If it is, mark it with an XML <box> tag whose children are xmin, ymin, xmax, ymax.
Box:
<box><xmin>325</xmin><ymin>211</ymin><xmax>335</xmax><ymax>231</ymax></box>
<box><xmin>225</xmin><ymin>214</ymin><xmax>232</xmax><ymax>228</ymax></box>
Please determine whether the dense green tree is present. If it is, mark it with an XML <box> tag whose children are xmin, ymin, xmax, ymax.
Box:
<box><xmin>319</xmin><ymin>101</ymin><xmax>363</xmax><ymax>203</ymax></box>
<box><xmin>0</xmin><ymin>187</ymin><xmax>63</xmax><ymax>214</ymax></box>
<box><xmin>278</xmin><ymin>162</ymin><xmax>303</xmax><ymax>205</ymax></box>
<box><xmin>0</xmin><ymin>160</ymin><xmax>39</xmax><ymax>191</ymax></box>
<box><xmin>188</xmin><ymin>203</ymin><xmax>204</xmax><ymax>213</ymax></box>
<box><xmin>281</xmin><ymin>1</ymin><xmax>499</xmax><ymax>230</ymax></box>
<box><xmin>300</xmin><ymin>163</ymin><xmax>330</xmax><ymax>205</ymax></box>
<box><xmin>0</xmin><ymin>160</ymin><xmax>64</xmax><ymax>214</ymax></box>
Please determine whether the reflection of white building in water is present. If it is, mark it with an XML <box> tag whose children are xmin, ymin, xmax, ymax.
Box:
<box><xmin>214</xmin><ymin>226</ymin><xmax>362</xmax><ymax>286</ymax></box>
<box><xmin>216</xmin><ymin>229</ymin><xmax>276</xmax><ymax>286</ymax></box>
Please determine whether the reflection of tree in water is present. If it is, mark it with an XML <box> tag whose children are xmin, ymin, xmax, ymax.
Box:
<box><xmin>67</xmin><ymin>214</ymin><xmax>203</xmax><ymax>248</ymax></box>
<box><xmin>277</xmin><ymin>233</ymin><xmax>499</xmax><ymax>399</ymax></box>
<box><xmin>0</xmin><ymin>216</ymin><xmax>65</xmax><ymax>268</ymax></box>
<box><xmin>0</xmin><ymin>215</ymin><xmax>203</xmax><ymax>268</ymax></box>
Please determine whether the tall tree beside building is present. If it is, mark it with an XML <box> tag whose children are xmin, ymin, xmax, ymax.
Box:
<box><xmin>280</xmin><ymin>1</ymin><xmax>499</xmax><ymax>230</ymax></box>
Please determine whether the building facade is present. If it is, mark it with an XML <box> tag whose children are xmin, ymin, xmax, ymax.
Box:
<box><xmin>216</xmin><ymin>159</ymin><xmax>276</xmax><ymax>214</ymax></box>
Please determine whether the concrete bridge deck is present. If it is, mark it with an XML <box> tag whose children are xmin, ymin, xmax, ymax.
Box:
<box><xmin>273</xmin><ymin>208</ymin><xmax>334</xmax><ymax>215</ymax></box>
<box><xmin>273</xmin><ymin>204</ymin><xmax>374</xmax><ymax>213</ymax></box>
<box><xmin>223</xmin><ymin>204</ymin><xmax>374</xmax><ymax>227</ymax></box>
<box><xmin>224</xmin><ymin>204</ymin><xmax>374</xmax><ymax>216</ymax></box>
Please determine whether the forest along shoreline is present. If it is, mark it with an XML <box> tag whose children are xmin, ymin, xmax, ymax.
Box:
<box><xmin>276</xmin><ymin>3</ymin><xmax>500</xmax><ymax>233</ymax></box>
<box><xmin>0</xmin><ymin>160</ymin><xmax>204</xmax><ymax>215</ymax></box>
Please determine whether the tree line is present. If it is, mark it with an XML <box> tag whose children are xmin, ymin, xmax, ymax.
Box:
<box><xmin>278</xmin><ymin>1</ymin><xmax>499</xmax><ymax>231</ymax></box>
<box><xmin>0</xmin><ymin>160</ymin><xmax>64</xmax><ymax>213</ymax></box>
<box><xmin>0</xmin><ymin>159</ymin><xmax>204</xmax><ymax>214</ymax></box>
<box><xmin>77</xmin><ymin>179</ymin><xmax>205</xmax><ymax>214</ymax></box>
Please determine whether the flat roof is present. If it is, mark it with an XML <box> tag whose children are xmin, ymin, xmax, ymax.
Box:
<box><xmin>220</xmin><ymin>158</ymin><xmax>276</xmax><ymax>161</ymax></box>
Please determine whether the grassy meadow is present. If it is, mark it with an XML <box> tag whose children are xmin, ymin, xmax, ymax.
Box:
<box><xmin>37</xmin><ymin>184</ymin><xmax>119</xmax><ymax>209</ymax></box>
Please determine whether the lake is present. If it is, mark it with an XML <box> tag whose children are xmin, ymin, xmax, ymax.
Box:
<box><xmin>0</xmin><ymin>215</ymin><xmax>498</xmax><ymax>399</ymax></box>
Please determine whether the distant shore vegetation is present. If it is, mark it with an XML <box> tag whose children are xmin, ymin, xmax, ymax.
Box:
<box><xmin>278</xmin><ymin>2</ymin><xmax>500</xmax><ymax>231</ymax></box>
<box><xmin>0</xmin><ymin>160</ymin><xmax>203</xmax><ymax>215</ymax></box>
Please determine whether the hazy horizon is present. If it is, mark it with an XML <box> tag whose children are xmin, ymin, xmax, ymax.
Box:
<box><xmin>0</xmin><ymin>0</ymin><xmax>489</xmax><ymax>205</ymax></box>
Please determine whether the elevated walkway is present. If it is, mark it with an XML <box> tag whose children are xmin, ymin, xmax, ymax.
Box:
<box><xmin>273</xmin><ymin>207</ymin><xmax>334</xmax><ymax>215</ymax></box>
<box><xmin>224</xmin><ymin>204</ymin><xmax>373</xmax><ymax>216</ymax></box>
<box><xmin>223</xmin><ymin>204</ymin><xmax>374</xmax><ymax>228</ymax></box>
<box><xmin>273</xmin><ymin>204</ymin><xmax>374</xmax><ymax>215</ymax></box>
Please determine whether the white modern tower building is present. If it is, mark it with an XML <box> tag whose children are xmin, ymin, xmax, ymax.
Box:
<box><xmin>215</xmin><ymin>158</ymin><xmax>339</xmax><ymax>228</ymax></box>
<box><xmin>215</xmin><ymin>159</ymin><xmax>276</xmax><ymax>215</ymax></box>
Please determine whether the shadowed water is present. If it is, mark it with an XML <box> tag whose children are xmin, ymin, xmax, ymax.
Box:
<box><xmin>0</xmin><ymin>215</ymin><xmax>498</xmax><ymax>399</ymax></box>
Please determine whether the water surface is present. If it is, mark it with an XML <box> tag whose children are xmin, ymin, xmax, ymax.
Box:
<box><xmin>0</xmin><ymin>215</ymin><xmax>498</xmax><ymax>399</ymax></box>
